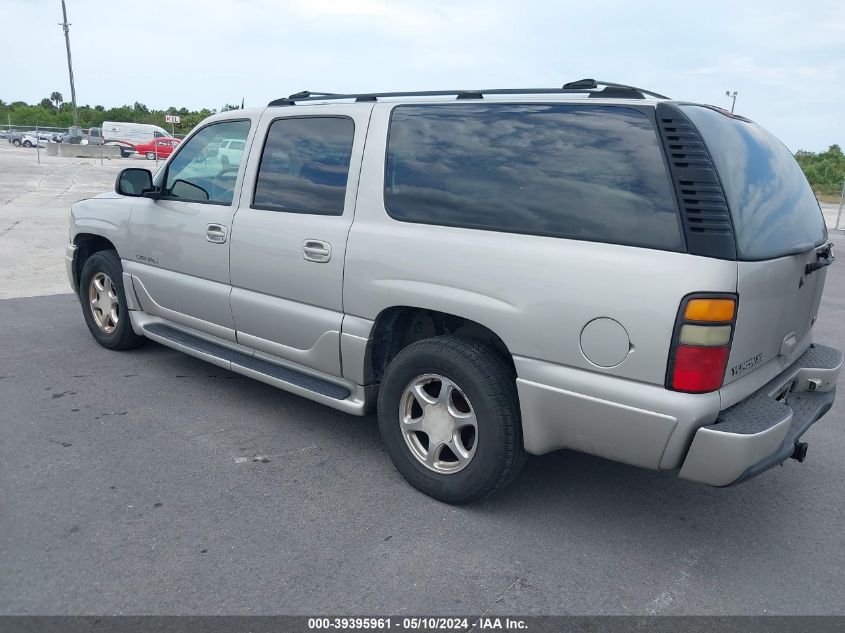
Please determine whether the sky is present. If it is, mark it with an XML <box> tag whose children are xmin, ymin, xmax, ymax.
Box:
<box><xmin>2</xmin><ymin>0</ymin><xmax>843</xmax><ymax>152</ymax></box>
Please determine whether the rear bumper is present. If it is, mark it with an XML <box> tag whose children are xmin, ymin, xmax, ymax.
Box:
<box><xmin>679</xmin><ymin>344</ymin><xmax>842</xmax><ymax>486</ymax></box>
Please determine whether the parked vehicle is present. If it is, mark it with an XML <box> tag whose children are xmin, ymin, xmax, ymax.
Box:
<box><xmin>134</xmin><ymin>137</ymin><xmax>179</xmax><ymax>160</ymax></box>
<box><xmin>9</xmin><ymin>132</ymin><xmax>44</xmax><ymax>148</ymax></box>
<box><xmin>65</xmin><ymin>81</ymin><xmax>841</xmax><ymax>504</ymax></box>
<box><xmin>107</xmin><ymin>140</ymin><xmax>137</xmax><ymax>158</ymax></box>
<box><xmin>84</xmin><ymin>127</ymin><xmax>103</xmax><ymax>145</ymax></box>
<box><xmin>93</xmin><ymin>121</ymin><xmax>169</xmax><ymax>145</ymax></box>
<box><xmin>216</xmin><ymin>138</ymin><xmax>246</xmax><ymax>168</ymax></box>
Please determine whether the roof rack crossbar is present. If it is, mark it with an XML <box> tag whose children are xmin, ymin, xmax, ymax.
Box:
<box><xmin>266</xmin><ymin>80</ymin><xmax>670</xmax><ymax>106</ymax></box>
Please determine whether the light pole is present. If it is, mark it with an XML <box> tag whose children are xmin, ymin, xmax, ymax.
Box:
<box><xmin>59</xmin><ymin>0</ymin><xmax>79</xmax><ymax>128</ymax></box>
<box><xmin>725</xmin><ymin>90</ymin><xmax>737</xmax><ymax>114</ymax></box>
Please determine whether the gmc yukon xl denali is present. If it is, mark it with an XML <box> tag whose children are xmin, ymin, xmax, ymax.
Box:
<box><xmin>66</xmin><ymin>80</ymin><xmax>841</xmax><ymax>504</ymax></box>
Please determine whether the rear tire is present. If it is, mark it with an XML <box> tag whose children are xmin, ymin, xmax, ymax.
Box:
<box><xmin>221</xmin><ymin>155</ymin><xmax>230</xmax><ymax>168</ymax></box>
<box><xmin>377</xmin><ymin>336</ymin><xmax>525</xmax><ymax>504</ymax></box>
<box><xmin>22</xmin><ymin>140</ymin><xmax>32</xmax><ymax>148</ymax></box>
<box><xmin>12</xmin><ymin>139</ymin><xmax>21</xmax><ymax>147</ymax></box>
<box><xmin>78</xmin><ymin>250</ymin><xmax>145</xmax><ymax>351</ymax></box>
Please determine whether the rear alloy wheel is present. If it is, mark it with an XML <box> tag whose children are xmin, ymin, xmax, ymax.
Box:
<box><xmin>399</xmin><ymin>373</ymin><xmax>478</xmax><ymax>474</ymax></box>
<box><xmin>23</xmin><ymin>140</ymin><xmax>32</xmax><ymax>148</ymax></box>
<box><xmin>378</xmin><ymin>336</ymin><xmax>525</xmax><ymax>504</ymax></box>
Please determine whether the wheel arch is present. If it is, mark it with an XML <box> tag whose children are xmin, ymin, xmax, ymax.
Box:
<box><xmin>365</xmin><ymin>306</ymin><xmax>516</xmax><ymax>385</ymax></box>
<box><xmin>73</xmin><ymin>233</ymin><xmax>118</xmax><ymax>289</ymax></box>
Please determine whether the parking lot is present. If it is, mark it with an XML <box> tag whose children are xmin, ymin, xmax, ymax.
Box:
<box><xmin>1</xmin><ymin>143</ymin><xmax>844</xmax><ymax>615</ymax></box>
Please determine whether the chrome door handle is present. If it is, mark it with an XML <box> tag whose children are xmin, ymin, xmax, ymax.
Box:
<box><xmin>302</xmin><ymin>239</ymin><xmax>331</xmax><ymax>263</ymax></box>
<box><xmin>206</xmin><ymin>223</ymin><xmax>228</xmax><ymax>244</ymax></box>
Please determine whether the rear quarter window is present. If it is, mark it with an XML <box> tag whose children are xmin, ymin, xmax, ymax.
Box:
<box><xmin>385</xmin><ymin>104</ymin><xmax>683</xmax><ymax>251</ymax></box>
<box><xmin>680</xmin><ymin>105</ymin><xmax>827</xmax><ymax>260</ymax></box>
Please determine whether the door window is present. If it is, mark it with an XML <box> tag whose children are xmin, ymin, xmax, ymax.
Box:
<box><xmin>164</xmin><ymin>119</ymin><xmax>251</xmax><ymax>205</ymax></box>
<box><xmin>252</xmin><ymin>117</ymin><xmax>355</xmax><ymax>215</ymax></box>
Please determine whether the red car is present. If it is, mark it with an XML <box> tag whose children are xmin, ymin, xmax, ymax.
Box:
<box><xmin>135</xmin><ymin>137</ymin><xmax>180</xmax><ymax>160</ymax></box>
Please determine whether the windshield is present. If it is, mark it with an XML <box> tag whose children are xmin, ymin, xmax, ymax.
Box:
<box><xmin>681</xmin><ymin>105</ymin><xmax>827</xmax><ymax>260</ymax></box>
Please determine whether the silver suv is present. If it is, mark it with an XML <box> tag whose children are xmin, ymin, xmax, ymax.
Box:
<box><xmin>66</xmin><ymin>80</ymin><xmax>841</xmax><ymax>503</ymax></box>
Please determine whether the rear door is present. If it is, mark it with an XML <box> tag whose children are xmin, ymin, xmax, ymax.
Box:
<box><xmin>681</xmin><ymin>106</ymin><xmax>830</xmax><ymax>391</ymax></box>
<box><xmin>228</xmin><ymin>105</ymin><xmax>372</xmax><ymax>376</ymax></box>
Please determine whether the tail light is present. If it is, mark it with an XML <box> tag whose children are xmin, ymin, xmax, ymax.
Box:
<box><xmin>666</xmin><ymin>294</ymin><xmax>737</xmax><ymax>393</ymax></box>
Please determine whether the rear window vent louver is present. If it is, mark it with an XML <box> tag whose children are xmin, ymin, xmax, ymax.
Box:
<box><xmin>656</xmin><ymin>103</ymin><xmax>737</xmax><ymax>260</ymax></box>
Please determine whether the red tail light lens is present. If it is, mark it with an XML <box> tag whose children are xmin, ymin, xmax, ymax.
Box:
<box><xmin>671</xmin><ymin>345</ymin><xmax>730</xmax><ymax>393</ymax></box>
<box><xmin>667</xmin><ymin>293</ymin><xmax>737</xmax><ymax>394</ymax></box>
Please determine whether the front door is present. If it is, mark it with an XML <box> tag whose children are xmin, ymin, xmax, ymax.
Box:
<box><xmin>125</xmin><ymin>117</ymin><xmax>256</xmax><ymax>342</ymax></box>
<box><xmin>229</xmin><ymin>106</ymin><xmax>372</xmax><ymax>375</ymax></box>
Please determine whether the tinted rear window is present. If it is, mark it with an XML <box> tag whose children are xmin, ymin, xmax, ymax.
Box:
<box><xmin>385</xmin><ymin>104</ymin><xmax>683</xmax><ymax>251</ymax></box>
<box><xmin>681</xmin><ymin>105</ymin><xmax>827</xmax><ymax>260</ymax></box>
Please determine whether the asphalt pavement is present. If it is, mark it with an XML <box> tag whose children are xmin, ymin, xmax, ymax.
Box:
<box><xmin>0</xmin><ymin>146</ymin><xmax>844</xmax><ymax>615</ymax></box>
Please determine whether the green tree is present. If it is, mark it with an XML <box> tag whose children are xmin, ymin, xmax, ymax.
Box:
<box><xmin>795</xmin><ymin>145</ymin><xmax>845</xmax><ymax>198</ymax></box>
<box><xmin>50</xmin><ymin>91</ymin><xmax>63</xmax><ymax>109</ymax></box>
<box><xmin>39</xmin><ymin>98</ymin><xmax>53</xmax><ymax>109</ymax></box>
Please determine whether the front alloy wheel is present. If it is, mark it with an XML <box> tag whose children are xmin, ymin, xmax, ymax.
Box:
<box><xmin>88</xmin><ymin>271</ymin><xmax>119</xmax><ymax>334</ymax></box>
<box><xmin>78</xmin><ymin>249</ymin><xmax>144</xmax><ymax>350</ymax></box>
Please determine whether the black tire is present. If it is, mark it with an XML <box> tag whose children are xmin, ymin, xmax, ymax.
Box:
<box><xmin>78</xmin><ymin>250</ymin><xmax>145</xmax><ymax>351</ymax></box>
<box><xmin>377</xmin><ymin>336</ymin><xmax>525</xmax><ymax>504</ymax></box>
<box><xmin>12</xmin><ymin>139</ymin><xmax>21</xmax><ymax>147</ymax></box>
<box><xmin>221</xmin><ymin>155</ymin><xmax>230</xmax><ymax>168</ymax></box>
<box><xmin>22</xmin><ymin>140</ymin><xmax>32</xmax><ymax>148</ymax></box>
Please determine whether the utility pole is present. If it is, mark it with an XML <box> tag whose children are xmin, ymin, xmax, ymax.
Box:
<box><xmin>725</xmin><ymin>90</ymin><xmax>737</xmax><ymax>114</ymax></box>
<box><xmin>59</xmin><ymin>0</ymin><xmax>79</xmax><ymax>128</ymax></box>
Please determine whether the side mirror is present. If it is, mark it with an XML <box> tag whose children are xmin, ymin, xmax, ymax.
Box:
<box><xmin>116</xmin><ymin>168</ymin><xmax>154</xmax><ymax>197</ymax></box>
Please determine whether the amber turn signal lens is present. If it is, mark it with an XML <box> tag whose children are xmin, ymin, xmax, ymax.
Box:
<box><xmin>684</xmin><ymin>298</ymin><xmax>735</xmax><ymax>322</ymax></box>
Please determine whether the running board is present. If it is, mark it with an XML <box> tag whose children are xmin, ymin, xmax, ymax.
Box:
<box><xmin>140</xmin><ymin>322</ymin><xmax>368</xmax><ymax>413</ymax></box>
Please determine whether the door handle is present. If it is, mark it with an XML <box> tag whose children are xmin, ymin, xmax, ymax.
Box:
<box><xmin>206</xmin><ymin>223</ymin><xmax>228</xmax><ymax>244</ymax></box>
<box><xmin>302</xmin><ymin>239</ymin><xmax>331</xmax><ymax>263</ymax></box>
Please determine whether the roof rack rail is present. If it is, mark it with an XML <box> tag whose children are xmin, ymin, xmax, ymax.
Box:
<box><xmin>266</xmin><ymin>80</ymin><xmax>670</xmax><ymax>106</ymax></box>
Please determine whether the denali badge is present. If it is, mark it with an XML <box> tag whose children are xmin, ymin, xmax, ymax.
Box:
<box><xmin>731</xmin><ymin>353</ymin><xmax>763</xmax><ymax>377</ymax></box>
<box><xmin>136</xmin><ymin>254</ymin><xmax>158</xmax><ymax>265</ymax></box>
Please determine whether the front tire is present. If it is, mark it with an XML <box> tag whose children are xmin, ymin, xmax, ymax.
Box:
<box><xmin>12</xmin><ymin>139</ymin><xmax>21</xmax><ymax>147</ymax></box>
<box><xmin>78</xmin><ymin>250</ymin><xmax>145</xmax><ymax>350</ymax></box>
<box><xmin>377</xmin><ymin>336</ymin><xmax>525</xmax><ymax>504</ymax></box>
<box><xmin>145</xmin><ymin>152</ymin><xmax>155</xmax><ymax>160</ymax></box>
<box><xmin>22</xmin><ymin>140</ymin><xmax>32</xmax><ymax>148</ymax></box>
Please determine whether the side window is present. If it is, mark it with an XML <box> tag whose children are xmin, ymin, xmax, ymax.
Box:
<box><xmin>164</xmin><ymin>120</ymin><xmax>250</xmax><ymax>205</ymax></box>
<box><xmin>231</xmin><ymin>141</ymin><xmax>245</xmax><ymax>151</ymax></box>
<box><xmin>385</xmin><ymin>104</ymin><xmax>683</xmax><ymax>251</ymax></box>
<box><xmin>253</xmin><ymin>117</ymin><xmax>354</xmax><ymax>215</ymax></box>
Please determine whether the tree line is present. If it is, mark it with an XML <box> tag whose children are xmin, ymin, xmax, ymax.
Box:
<box><xmin>795</xmin><ymin>145</ymin><xmax>845</xmax><ymax>199</ymax></box>
<box><xmin>0</xmin><ymin>93</ymin><xmax>243</xmax><ymax>135</ymax></box>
